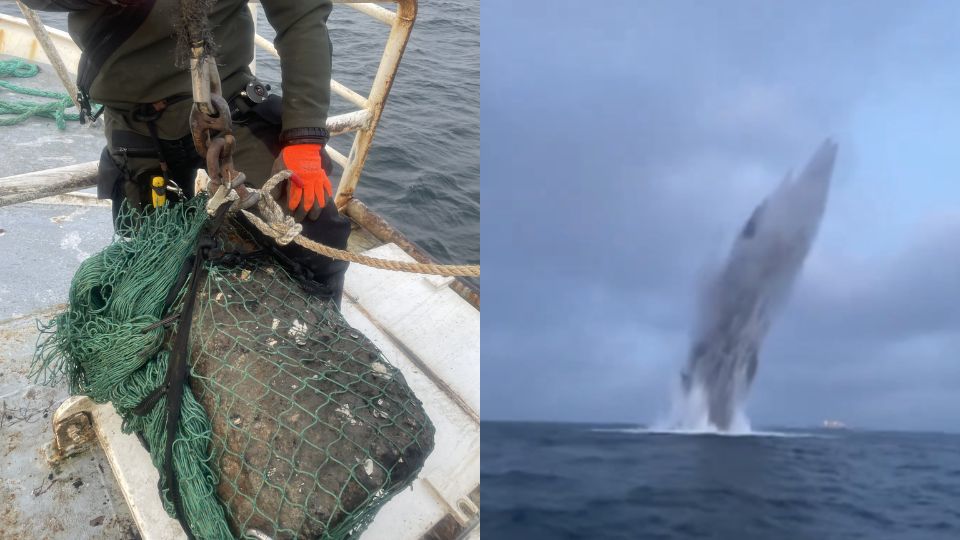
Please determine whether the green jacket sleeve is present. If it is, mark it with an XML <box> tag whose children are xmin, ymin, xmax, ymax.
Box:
<box><xmin>261</xmin><ymin>0</ymin><xmax>333</xmax><ymax>135</ymax></box>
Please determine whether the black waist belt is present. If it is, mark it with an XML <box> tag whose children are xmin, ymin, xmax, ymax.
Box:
<box><xmin>128</xmin><ymin>94</ymin><xmax>193</xmax><ymax>124</ymax></box>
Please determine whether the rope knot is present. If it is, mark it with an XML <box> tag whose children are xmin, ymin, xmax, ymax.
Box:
<box><xmin>240</xmin><ymin>170</ymin><xmax>302</xmax><ymax>246</ymax></box>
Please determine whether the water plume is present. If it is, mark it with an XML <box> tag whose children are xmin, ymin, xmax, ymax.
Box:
<box><xmin>666</xmin><ymin>139</ymin><xmax>837</xmax><ymax>432</ymax></box>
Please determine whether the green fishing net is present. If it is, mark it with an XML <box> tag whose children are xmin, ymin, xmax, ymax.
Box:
<box><xmin>32</xmin><ymin>198</ymin><xmax>435</xmax><ymax>539</ymax></box>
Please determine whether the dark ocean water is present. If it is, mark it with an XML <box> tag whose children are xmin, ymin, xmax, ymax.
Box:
<box><xmin>483</xmin><ymin>421</ymin><xmax>960</xmax><ymax>540</ymax></box>
<box><xmin>1</xmin><ymin>1</ymin><xmax>479</xmax><ymax>269</ymax></box>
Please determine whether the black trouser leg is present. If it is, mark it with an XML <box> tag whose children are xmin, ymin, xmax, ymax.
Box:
<box><xmin>280</xmin><ymin>203</ymin><xmax>351</xmax><ymax>306</ymax></box>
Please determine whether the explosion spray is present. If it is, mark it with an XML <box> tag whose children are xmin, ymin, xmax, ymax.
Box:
<box><xmin>671</xmin><ymin>140</ymin><xmax>837</xmax><ymax>431</ymax></box>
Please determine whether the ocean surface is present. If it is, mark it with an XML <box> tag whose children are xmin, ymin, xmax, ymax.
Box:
<box><xmin>483</xmin><ymin>421</ymin><xmax>960</xmax><ymax>540</ymax></box>
<box><xmin>0</xmin><ymin>1</ymin><xmax>480</xmax><ymax>270</ymax></box>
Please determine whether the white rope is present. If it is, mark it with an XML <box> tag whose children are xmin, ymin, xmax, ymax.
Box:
<box><xmin>207</xmin><ymin>170</ymin><xmax>480</xmax><ymax>277</ymax></box>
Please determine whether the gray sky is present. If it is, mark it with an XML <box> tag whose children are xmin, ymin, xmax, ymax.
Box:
<box><xmin>483</xmin><ymin>0</ymin><xmax>960</xmax><ymax>431</ymax></box>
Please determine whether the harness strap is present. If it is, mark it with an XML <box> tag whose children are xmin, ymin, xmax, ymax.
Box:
<box><xmin>130</xmin><ymin>95</ymin><xmax>193</xmax><ymax>196</ymax></box>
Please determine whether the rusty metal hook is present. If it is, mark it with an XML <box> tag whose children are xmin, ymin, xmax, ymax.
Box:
<box><xmin>189</xmin><ymin>47</ymin><xmax>258</xmax><ymax>210</ymax></box>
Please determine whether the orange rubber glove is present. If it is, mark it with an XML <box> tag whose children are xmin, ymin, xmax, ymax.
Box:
<box><xmin>275</xmin><ymin>143</ymin><xmax>333</xmax><ymax>222</ymax></box>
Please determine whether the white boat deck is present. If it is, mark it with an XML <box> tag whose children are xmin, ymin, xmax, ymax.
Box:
<box><xmin>0</xmin><ymin>53</ymin><xmax>103</xmax><ymax>180</ymax></box>
<box><xmin>0</xmin><ymin>308</ymin><xmax>140</xmax><ymax>539</ymax></box>
<box><xmin>0</xmin><ymin>52</ymin><xmax>108</xmax><ymax>319</ymax></box>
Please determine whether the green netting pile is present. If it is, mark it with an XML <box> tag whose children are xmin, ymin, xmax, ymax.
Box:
<box><xmin>32</xmin><ymin>198</ymin><xmax>435</xmax><ymax>539</ymax></box>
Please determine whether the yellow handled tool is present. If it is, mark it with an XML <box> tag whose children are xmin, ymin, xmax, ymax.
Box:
<box><xmin>151</xmin><ymin>176</ymin><xmax>166</xmax><ymax>208</ymax></box>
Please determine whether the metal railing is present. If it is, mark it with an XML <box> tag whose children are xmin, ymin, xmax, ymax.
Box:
<box><xmin>249</xmin><ymin>0</ymin><xmax>417</xmax><ymax>208</ymax></box>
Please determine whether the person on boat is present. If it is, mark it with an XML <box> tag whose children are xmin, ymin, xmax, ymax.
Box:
<box><xmin>21</xmin><ymin>0</ymin><xmax>350</xmax><ymax>304</ymax></box>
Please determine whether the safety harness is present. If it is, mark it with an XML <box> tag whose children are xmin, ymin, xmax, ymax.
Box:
<box><xmin>129</xmin><ymin>95</ymin><xmax>194</xmax><ymax>203</ymax></box>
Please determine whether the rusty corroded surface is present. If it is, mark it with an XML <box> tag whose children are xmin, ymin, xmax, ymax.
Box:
<box><xmin>50</xmin><ymin>411</ymin><xmax>96</xmax><ymax>463</ymax></box>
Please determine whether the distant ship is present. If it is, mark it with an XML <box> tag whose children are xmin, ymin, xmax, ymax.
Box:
<box><xmin>822</xmin><ymin>420</ymin><xmax>847</xmax><ymax>429</ymax></box>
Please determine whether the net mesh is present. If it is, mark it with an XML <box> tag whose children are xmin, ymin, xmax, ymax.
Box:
<box><xmin>33</xmin><ymin>198</ymin><xmax>435</xmax><ymax>539</ymax></box>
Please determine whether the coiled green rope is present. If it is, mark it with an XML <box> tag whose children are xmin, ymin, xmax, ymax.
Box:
<box><xmin>0</xmin><ymin>58</ymin><xmax>81</xmax><ymax>129</ymax></box>
<box><xmin>0</xmin><ymin>58</ymin><xmax>39</xmax><ymax>78</ymax></box>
